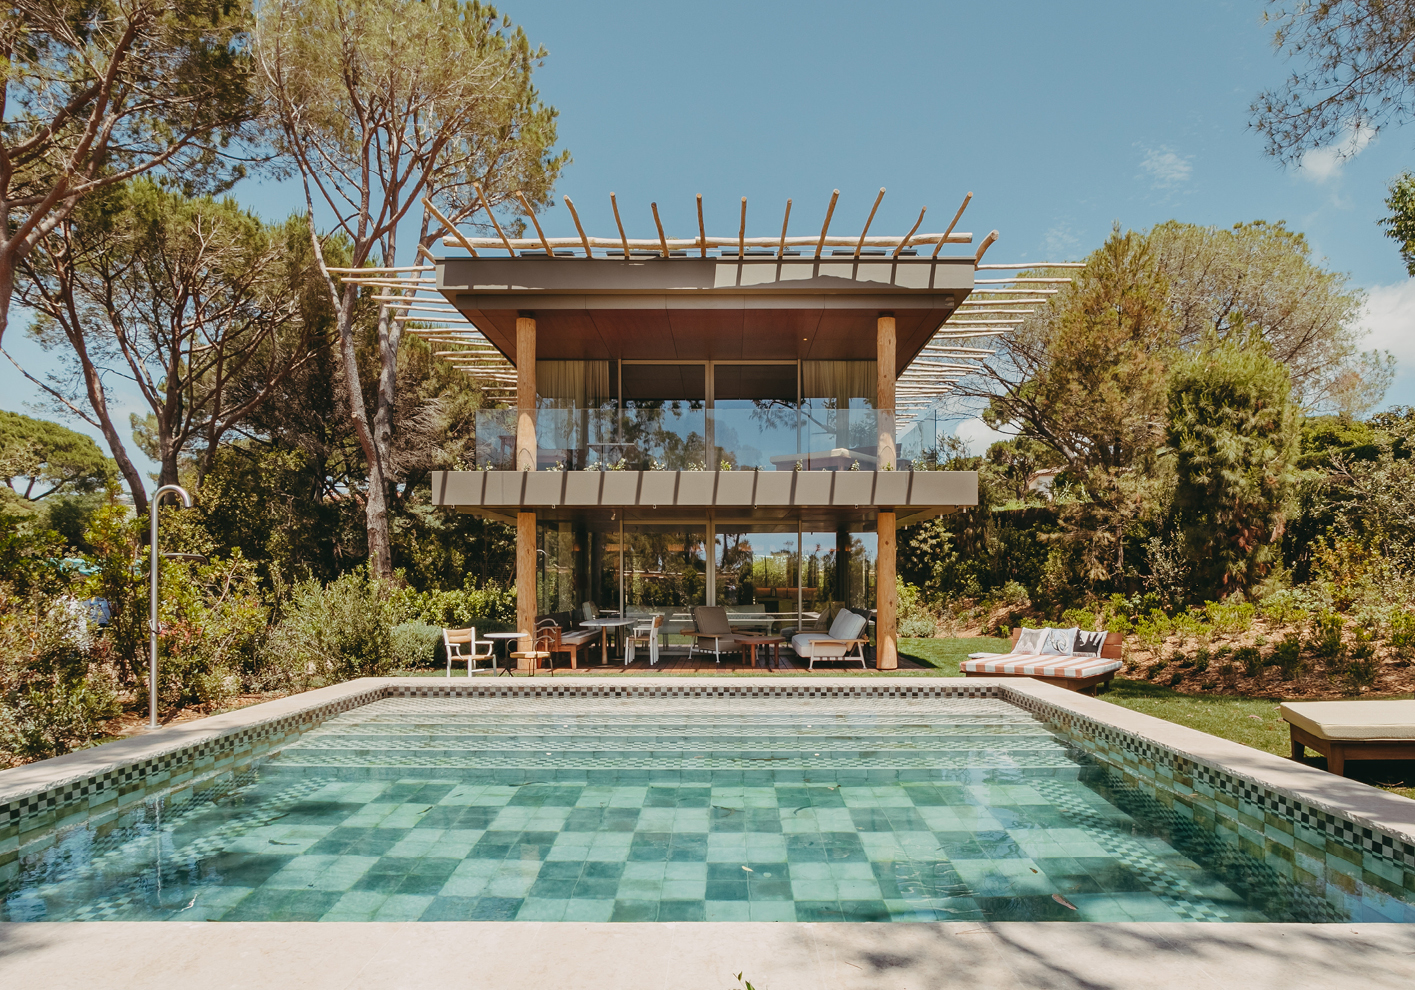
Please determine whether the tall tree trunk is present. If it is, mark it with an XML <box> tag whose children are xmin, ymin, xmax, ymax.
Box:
<box><xmin>369</xmin><ymin>234</ymin><xmax>403</xmax><ymax>578</ymax></box>
<box><xmin>60</xmin><ymin>316</ymin><xmax>149</xmax><ymax>516</ymax></box>
<box><xmin>0</xmin><ymin>251</ymin><xmax>13</xmax><ymax>348</ymax></box>
<box><xmin>332</xmin><ymin>283</ymin><xmax>395</xmax><ymax>578</ymax></box>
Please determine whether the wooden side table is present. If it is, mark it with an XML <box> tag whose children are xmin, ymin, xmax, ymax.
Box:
<box><xmin>736</xmin><ymin>634</ymin><xmax>785</xmax><ymax>669</ymax></box>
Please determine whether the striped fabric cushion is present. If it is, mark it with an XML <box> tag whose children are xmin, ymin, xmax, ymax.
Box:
<box><xmin>959</xmin><ymin>653</ymin><xmax>1122</xmax><ymax>678</ymax></box>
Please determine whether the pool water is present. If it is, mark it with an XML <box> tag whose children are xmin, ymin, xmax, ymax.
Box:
<box><xmin>0</xmin><ymin>696</ymin><xmax>1390</xmax><ymax>923</ymax></box>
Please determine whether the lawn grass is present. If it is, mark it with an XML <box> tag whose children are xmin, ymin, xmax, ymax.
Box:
<box><xmin>899</xmin><ymin>636</ymin><xmax>1010</xmax><ymax>675</ymax></box>
<box><xmin>1100</xmin><ymin>678</ymin><xmax>1415</xmax><ymax>800</ymax></box>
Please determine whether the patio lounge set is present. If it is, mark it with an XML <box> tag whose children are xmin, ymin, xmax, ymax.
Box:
<box><xmin>439</xmin><ymin>604</ymin><xmax>876</xmax><ymax>675</ymax></box>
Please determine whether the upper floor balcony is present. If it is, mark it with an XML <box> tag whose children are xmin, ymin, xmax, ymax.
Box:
<box><xmin>474</xmin><ymin>405</ymin><xmax>942</xmax><ymax>472</ymax></box>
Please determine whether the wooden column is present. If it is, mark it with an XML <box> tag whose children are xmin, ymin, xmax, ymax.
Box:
<box><xmin>517</xmin><ymin>511</ymin><xmax>537</xmax><ymax>658</ymax></box>
<box><xmin>516</xmin><ymin>314</ymin><xmax>536</xmax><ymax>659</ymax></box>
<box><xmin>876</xmin><ymin>510</ymin><xmax>897</xmax><ymax>670</ymax></box>
<box><xmin>876</xmin><ymin>312</ymin><xmax>896</xmax><ymax>470</ymax></box>
<box><xmin>516</xmin><ymin>314</ymin><xmax>536</xmax><ymax>471</ymax></box>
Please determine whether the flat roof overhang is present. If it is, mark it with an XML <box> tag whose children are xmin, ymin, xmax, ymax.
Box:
<box><xmin>430</xmin><ymin>469</ymin><xmax>977</xmax><ymax>529</ymax></box>
<box><xmin>435</xmin><ymin>256</ymin><xmax>975</xmax><ymax>373</ymax></box>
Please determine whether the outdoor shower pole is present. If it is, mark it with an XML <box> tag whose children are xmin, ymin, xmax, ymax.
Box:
<box><xmin>149</xmin><ymin>485</ymin><xmax>193</xmax><ymax>729</ymax></box>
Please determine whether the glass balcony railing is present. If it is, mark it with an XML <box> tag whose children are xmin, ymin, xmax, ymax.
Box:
<box><xmin>475</xmin><ymin>407</ymin><xmax>901</xmax><ymax>471</ymax></box>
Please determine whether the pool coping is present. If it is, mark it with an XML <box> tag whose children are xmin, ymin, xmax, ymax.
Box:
<box><xmin>3</xmin><ymin>919</ymin><xmax>1415</xmax><ymax>989</ymax></box>
<box><xmin>3</xmin><ymin>675</ymin><xmax>1414</xmax><ymax>888</ymax></box>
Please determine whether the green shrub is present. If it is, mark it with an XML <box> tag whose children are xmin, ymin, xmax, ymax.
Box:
<box><xmin>1258</xmin><ymin>589</ymin><xmax>1315</xmax><ymax>627</ymax></box>
<box><xmin>1271</xmin><ymin>635</ymin><xmax>1304</xmax><ymax>680</ymax></box>
<box><xmin>391</xmin><ymin>622</ymin><xmax>443</xmax><ymax>669</ymax></box>
<box><xmin>996</xmin><ymin>581</ymin><xmax>1030</xmax><ymax>609</ymax></box>
<box><xmin>1168</xmin><ymin>671</ymin><xmax>1184</xmax><ymax>686</ymax></box>
<box><xmin>1311</xmin><ymin>611</ymin><xmax>1344</xmax><ymax>659</ymax></box>
<box><xmin>1205</xmin><ymin>601</ymin><xmax>1256</xmax><ymax>635</ymax></box>
<box><xmin>264</xmin><ymin>568</ymin><xmax>396</xmax><ymax>687</ymax></box>
<box><xmin>151</xmin><ymin>552</ymin><xmax>268</xmax><ymax>710</ymax></box>
<box><xmin>1061</xmin><ymin>607</ymin><xmax>1099</xmax><ymax>631</ymax></box>
<box><xmin>0</xmin><ymin>677</ymin><xmax>119</xmax><ymax>762</ymax></box>
<box><xmin>1171</xmin><ymin>611</ymin><xmax>1208</xmax><ymax>643</ymax></box>
<box><xmin>1147</xmin><ymin>658</ymin><xmax>1169</xmax><ymax>679</ymax></box>
<box><xmin>894</xmin><ymin>580</ymin><xmax>939</xmax><ymax>638</ymax></box>
<box><xmin>1389</xmin><ymin>611</ymin><xmax>1415</xmax><ymax>656</ymax></box>
<box><xmin>1191</xmin><ymin>647</ymin><xmax>1211</xmax><ymax>673</ymax></box>
<box><xmin>1134</xmin><ymin>610</ymin><xmax>1171</xmax><ymax>651</ymax></box>
<box><xmin>389</xmin><ymin>582</ymin><xmax>516</xmax><ymax>631</ymax></box>
<box><xmin>1341</xmin><ymin>639</ymin><xmax>1379</xmax><ymax>694</ymax></box>
<box><xmin>1234</xmin><ymin>646</ymin><xmax>1262</xmax><ymax>677</ymax></box>
<box><xmin>1106</xmin><ymin>612</ymin><xmax>1133</xmax><ymax>636</ymax></box>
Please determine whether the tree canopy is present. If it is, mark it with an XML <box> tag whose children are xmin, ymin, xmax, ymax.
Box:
<box><xmin>0</xmin><ymin>409</ymin><xmax>113</xmax><ymax>500</ymax></box>
<box><xmin>1167</xmin><ymin>334</ymin><xmax>1302</xmax><ymax>597</ymax></box>
<box><xmin>0</xmin><ymin>0</ymin><xmax>259</xmax><ymax>347</ymax></box>
<box><xmin>254</xmin><ymin>0</ymin><xmax>567</xmax><ymax>577</ymax></box>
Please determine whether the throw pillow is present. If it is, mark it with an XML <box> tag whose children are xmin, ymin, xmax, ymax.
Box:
<box><xmin>1073</xmin><ymin>630</ymin><xmax>1106</xmax><ymax>657</ymax></box>
<box><xmin>1014</xmin><ymin>627</ymin><xmax>1047</xmax><ymax>654</ymax></box>
<box><xmin>1045</xmin><ymin>626</ymin><xmax>1079</xmax><ymax>655</ymax></box>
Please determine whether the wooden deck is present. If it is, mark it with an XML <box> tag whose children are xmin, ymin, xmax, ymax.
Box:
<box><xmin>527</xmin><ymin>648</ymin><xmax>935</xmax><ymax>675</ymax></box>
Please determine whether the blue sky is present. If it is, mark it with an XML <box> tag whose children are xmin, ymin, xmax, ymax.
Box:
<box><xmin>6</xmin><ymin>0</ymin><xmax>1414</xmax><ymax>467</ymax></box>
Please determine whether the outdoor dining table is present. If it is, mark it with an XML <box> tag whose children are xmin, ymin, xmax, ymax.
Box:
<box><xmin>579</xmin><ymin>616</ymin><xmax>638</xmax><ymax>665</ymax></box>
<box><xmin>484</xmin><ymin>631</ymin><xmax>528</xmax><ymax>675</ymax></box>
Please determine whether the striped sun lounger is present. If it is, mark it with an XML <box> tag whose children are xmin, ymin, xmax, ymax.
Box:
<box><xmin>960</xmin><ymin>628</ymin><xmax>1124</xmax><ymax>693</ymax></box>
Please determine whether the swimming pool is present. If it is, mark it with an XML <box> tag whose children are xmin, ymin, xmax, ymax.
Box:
<box><xmin>3</xmin><ymin>692</ymin><xmax>1403</xmax><ymax>923</ymax></box>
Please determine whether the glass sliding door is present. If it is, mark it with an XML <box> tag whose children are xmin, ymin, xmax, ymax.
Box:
<box><xmin>620</xmin><ymin>524</ymin><xmax>707</xmax><ymax>642</ymax></box>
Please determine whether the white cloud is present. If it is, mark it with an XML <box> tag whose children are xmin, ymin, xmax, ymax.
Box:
<box><xmin>1139</xmin><ymin>146</ymin><xmax>1193</xmax><ymax>189</ymax></box>
<box><xmin>955</xmin><ymin>417</ymin><xmax>1016</xmax><ymax>456</ymax></box>
<box><xmin>1044</xmin><ymin>222</ymin><xmax>1081</xmax><ymax>259</ymax></box>
<box><xmin>1357</xmin><ymin>281</ymin><xmax>1415</xmax><ymax>366</ymax></box>
<box><xmin>1299</xmin><ymin>124</ymin><xmax>1375</xmax><ymax>183</ymax></box>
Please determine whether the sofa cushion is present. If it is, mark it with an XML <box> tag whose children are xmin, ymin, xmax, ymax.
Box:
<box><xmin>960</xmin><ymin>655</ymin><xmax>1121</xmax><ymax>679</ymax></box>
<box><xmin>560</xmin><ymin>628</ymin><xmax>599</xmax><ymax>647</ymax></box>
<box><xmin>792</xmin><ymin>632</ymin><xmax>857</xmax><ymax>658</ymax></box>
<box><xmin>1014</xmin><ymin>627</ymin><xmax>1047</xmax><ymax>654</ymax></box>
<box><xmin>1045</xmin><ymin>626</ymin><xmax>1079</xmax><ymax>655</ymax></box>
<box><xmin>1281</xmin><ymin>700</ymin><xmax>1415</xmax><ymax>741</ymax></box>
<box><xmin>828</xmin><ymin>610</ymin><xmax>868</xmax><ymax>641</ymax></box>
<box><xmin>1073</xmin><ymin>630</ymin><xmax>1106</xmax><ymax>657</ymax></box>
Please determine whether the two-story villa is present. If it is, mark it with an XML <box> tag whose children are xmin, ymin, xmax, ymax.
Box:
<box><xmin>373</xmin><ymin>194</ymin><xmax>1040</xmax><ymax>668</ymax></box>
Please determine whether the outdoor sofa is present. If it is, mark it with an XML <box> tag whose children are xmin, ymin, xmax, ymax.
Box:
<box><xmin>790</xmin><ymin>609</ymin><xmax>870</xmax><ymax>670</ymax></box>
<box><xmin>960</xmin><ymin>626</ymin><xmax>1122</xmax><ymax>693</ymax></box>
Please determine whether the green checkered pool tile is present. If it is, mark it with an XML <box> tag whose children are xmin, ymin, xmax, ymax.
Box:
<box><xmin>0</xmin><ymin>696</ymin><xmax>1398</xmax><ymax>922</ymax></box>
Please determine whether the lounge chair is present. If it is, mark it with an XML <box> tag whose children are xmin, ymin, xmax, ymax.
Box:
<box><xmin>625</xmin><ymin>613</ymin><xmax>664</xmax><ymax>665</ymax></box>
<box><xmin>443</xmin><ymin>627</ymin><xmax>496</xmax><ymax>676</ymax></box>
<box><xmin>959</xmin><ymin>627</ymin><xmax>1122</xmax><ymax>693</ymax></box>
<box><xmin>1282</xmin><ymin>700</ymin><xmax>1415</xmax><ymax>776</ymax></box>
<box><xmin>686</xmin><ymin>606</ymin><xmax>742</xmax><ymax>664</ymax></box>
<box><xmin>791</xmin><ymin>609</ymin><xmax>870</xmax><ymax>670</ymax></box>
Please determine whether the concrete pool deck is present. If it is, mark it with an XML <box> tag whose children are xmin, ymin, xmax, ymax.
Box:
<box><xmin>3</xmin><ymin>919</ymin><xmax>1414</xmax><ymax>988</ymax></box>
